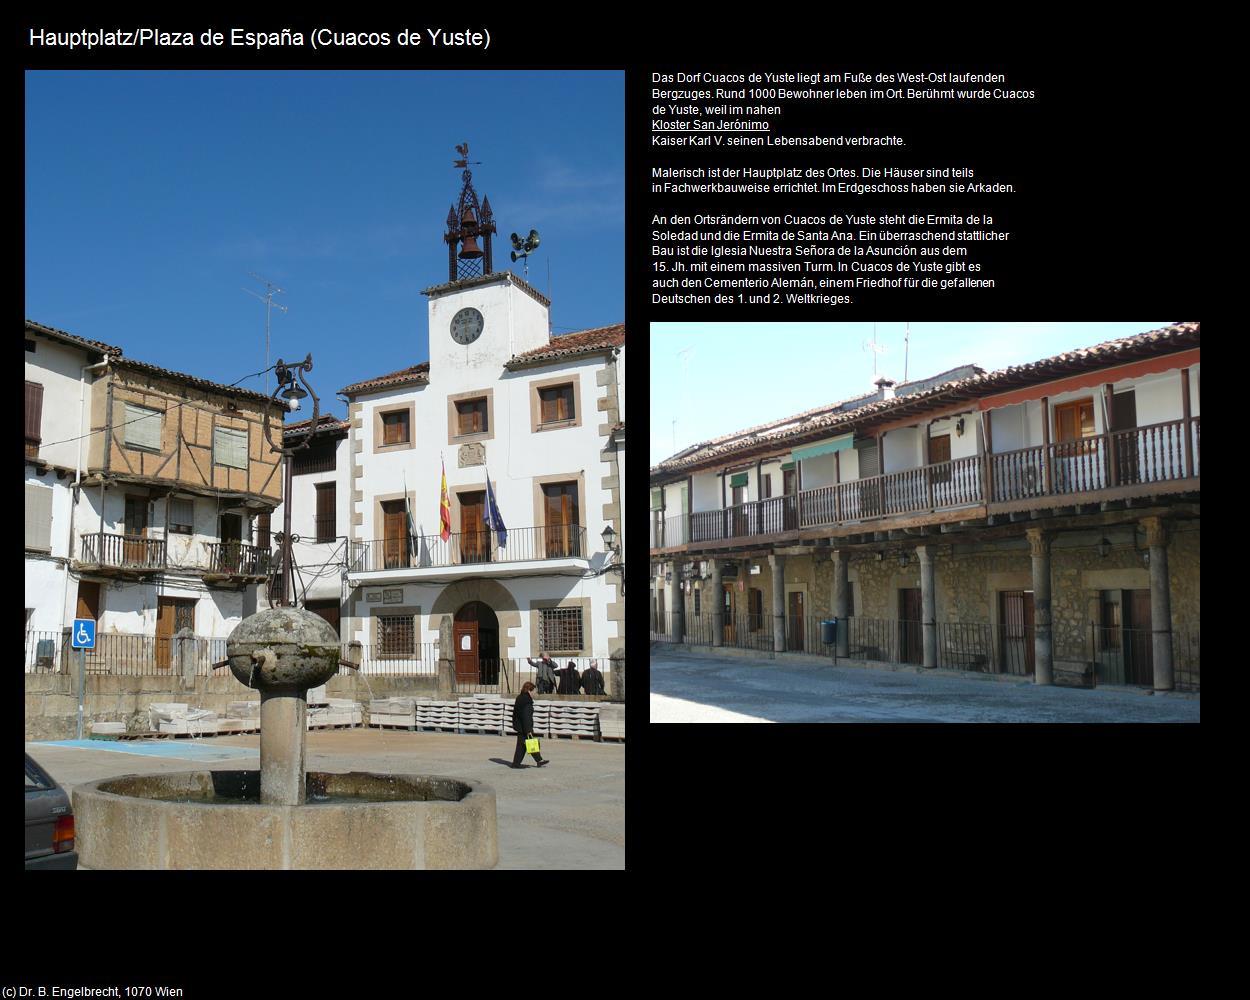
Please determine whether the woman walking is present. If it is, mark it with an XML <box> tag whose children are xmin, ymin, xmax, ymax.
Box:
<box><xmin>511</xmin><ymin>681</ymin><xmax>549</xmax><ymax>769</ymax></box>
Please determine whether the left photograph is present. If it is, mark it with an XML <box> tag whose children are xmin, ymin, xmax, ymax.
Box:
<box><xmin>25</xmin><ymin>70</ymin><xmax>625</xmax><ymax>869</ymax></box>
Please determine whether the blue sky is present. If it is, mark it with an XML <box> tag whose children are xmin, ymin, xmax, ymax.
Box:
<box><xmin>650</xmin><ymin>322</ymin><xmax>1176</xmax><ymax>466</ymax></box>
<box><xmin>26</xmin><ymin>71</ymin><xmax>624</xmax><ymax>415</ymax></box>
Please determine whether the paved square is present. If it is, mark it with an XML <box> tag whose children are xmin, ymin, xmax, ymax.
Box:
<box><xmin>650</xmin><ymin>649</ymin><xmax>1200</xmax><ymax>723</ymax></box>
<box><xmin>26</xmin><ymin>728</ymin><xmax>625</xmax><ymax>869</ymax></box>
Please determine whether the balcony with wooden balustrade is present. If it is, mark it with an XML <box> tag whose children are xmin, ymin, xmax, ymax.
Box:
<box><xmin>650</xmin><ymin>417</ymin><xmax>1199</xmax><ymax>553</ymax></box>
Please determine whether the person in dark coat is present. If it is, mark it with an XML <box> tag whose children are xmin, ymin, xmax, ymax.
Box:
<box><xmin>511</xmin><ymin>681</ymin><xmax>548</xmax><ymax>769</ymax></box>
<box><xmin>527</xmin><ymin>652</ymin><xmax>558</xmax><ymax>694</ymax></box>
<box><xmin>581</xmin><ymin>659</ymin><xmax>605</xmax><ymax>696</ymax></box>
<box><xmin>555</xmin><ymin>660</ymin><xmax>581</xmax><ymax>695</ymax></box>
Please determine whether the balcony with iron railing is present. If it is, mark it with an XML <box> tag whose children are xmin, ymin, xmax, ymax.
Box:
<box><xmin>349</xmin><ymin>524</ymin><xmax>588</xmax><ymax>575</ymax></box>
<box><xmin>650</xmin><ymin>417</ymin><xmax>1200</xmax><ymax>550</ymax></box>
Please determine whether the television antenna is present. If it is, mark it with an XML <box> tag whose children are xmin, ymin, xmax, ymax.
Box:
<box><xmin>862</xmin><ymin>323</ymin><xmax>888</xmax><ymax>377</ymax></box>
<box><xmin>244</xmin><ymin>273</ymin><xmax>288</xmax><ymax>394</ymax></box>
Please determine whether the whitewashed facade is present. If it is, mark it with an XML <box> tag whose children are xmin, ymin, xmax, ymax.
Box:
<box><xmin>341</xmin><ymin>267</ymin><xmax>625</xmax><ymax>681</ymax></box>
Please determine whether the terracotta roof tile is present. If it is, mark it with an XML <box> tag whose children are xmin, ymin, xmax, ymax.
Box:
<box><xmin>26</xmin><ymin>320</ymin><xmax>123</xmax><ymax>357</ymax></box>
<box><xmin>340</xmin><ymin>362</ymin><xmax>431</xmax><ymax>396</ymax></box>
<box><xmin>112</xmin><ymin>357</ymin><xmax>277</xmax><ymax>405</ymax></box>
<box><xmin>504</xmin><ymin>324</ymin><xmax>625</xmax><ymax>369</ymax></box>
<box><xmin>652</xmin><ymin>322</ymin><xmax>1200</xmax><ymax>477</ymax></box>
<box><xmin>284</xmin><ymin>414</ymin><xmax>350</xmax><ymax>436</ymax></box>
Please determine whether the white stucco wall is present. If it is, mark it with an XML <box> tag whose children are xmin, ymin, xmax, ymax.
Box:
<box><xmin>25</xmin><ymin>336</ymin><xmax>99</xmax><ymax>472</ymax></box>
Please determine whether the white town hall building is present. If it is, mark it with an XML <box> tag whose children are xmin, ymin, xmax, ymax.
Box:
<box><xmin>335</xmin><ymin>155</ymin><xmax>625</xmax><ymax>690</ymax></box>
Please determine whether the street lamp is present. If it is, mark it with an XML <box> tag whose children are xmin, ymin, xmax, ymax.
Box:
<box><xmin>262</xmin><ymin>354</ymin><xmax>320</xmax><ymax>607</ymax></box>
<box><xmin>601</xmin><ymin>523</ymin><xmax>624</xmax><ymax>594</ymax></box>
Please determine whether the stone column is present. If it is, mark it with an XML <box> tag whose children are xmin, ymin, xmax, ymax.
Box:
<box><xmin>1026</xmin><ymin>529</ymin><xmax>1053</xmax><ymax>686</ymax></box>
<box><xmin>259</xmin><ymin>686</ymin><xmax>307</xmax><ymax>805</ymax></box>
<box><xmin>667</xmin><ymin>562</ymin><xmax>685</xmax><ymax>644</ymax></box>
<box><xmin>609</xmin><ymin>647</ymin><xmax>625</xmax><ymax>702</ymax></box>
<box><xmin>710</xmin><ymin>560</ymin><xmax>724</xmax><ymax>646</ymax></box>
<box><xmin>917</xmin><ymin>545</ymin><xmax>937</xmax><ymax>669</ymax></box>
<box><xmin>769</xmin><ymin>554</ymin><xmax>786</xmax><ymax>653</ymax></box>
<box><xmin>1142</xmin><ymin>516</ymin><xmax>1174</xmax><ymax>691</ymax></box>
<box><xmin>437</xmin><ymin>615</ymin><xmax>455</xmax><ymax>700</ymax></box>
<box><xmin>832</xmin><ymin>548</ymin><xmax>850</xmax><ymax>658</ymax></box>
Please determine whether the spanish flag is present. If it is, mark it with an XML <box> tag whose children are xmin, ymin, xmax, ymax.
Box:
<box><xmin>439</xmin><ymin>458</ymin><xmax>452</xmax><ymax>542</ymax></box>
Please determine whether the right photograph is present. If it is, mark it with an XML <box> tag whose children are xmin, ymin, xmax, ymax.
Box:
<box><xmin>648</xmin><ymin>321</ymin><xmax>1200</xmax><ymax>723</ymax></box>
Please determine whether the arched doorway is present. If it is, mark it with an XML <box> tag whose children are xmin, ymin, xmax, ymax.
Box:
<box><xmin>453</xmin><ymin>601</ymin><xmax>500</xmax><ymax>684</ymax></box>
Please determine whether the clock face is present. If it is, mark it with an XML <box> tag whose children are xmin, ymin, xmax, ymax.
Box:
<box><xmin>450</xmin><ymin>307</ymin><xmax>485</xmax><ymax>345</ymax></box>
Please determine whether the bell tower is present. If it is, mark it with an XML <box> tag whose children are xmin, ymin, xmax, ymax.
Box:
<box><xmin>444</xmin><ymin>142</ymin><xmax>496</xmax><ymax>281</ymax></box>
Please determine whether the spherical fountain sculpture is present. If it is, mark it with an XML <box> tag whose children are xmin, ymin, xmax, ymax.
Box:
<box><xmin>71</xmin><ymin>607</ymin><xmax>498</xmax><ymax>869</ymax></box>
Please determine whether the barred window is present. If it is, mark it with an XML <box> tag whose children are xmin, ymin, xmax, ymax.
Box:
<box><xmin>124</xmin><ymin>403</ymin><xmax>163</xmax><ymax>451</ymax></box>
<box><xmin>378</xmin><ymin>615</ymin><xmax>414</xmax><ymax>658</ymax></box>
<box><xmin>214</xmin><ymin>426</ymin><xmax>248</xmax><ymax>469</ymax></box>
<box><xmin>539</xmin><ymin>607</ymin><xmax>584</xmax><ymax>653</ymax></box>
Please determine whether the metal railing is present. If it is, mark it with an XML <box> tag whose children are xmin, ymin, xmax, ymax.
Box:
<box><xmin>345</xmin><ymin>642</ymin><xmax>439</xmax><ymax>676</ymax></box>
<box><xmin>24</xmin><ymin>630</ymin><xmax>229</xmax><ymax>676</ymax></box>
<box><xmin>651</xmin><ymin>418</ymin><xmax>1201</xmax><ymax>551</ymax></box>
<box><xmin>350</xmin><ymin>525</ymin><xmax>587</xmax><ymax>573</ymax></box>
<box><xmin>80</xmin><ymin>532</ymin><xmax>166</xmax><ymax>569</ymax></box>
<box><xmin>1089</xmin><ymin>622</ymin><xmax>1200</xmax><ymax>691</ymax></box>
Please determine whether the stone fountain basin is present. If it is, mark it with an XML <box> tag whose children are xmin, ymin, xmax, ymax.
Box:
<box><xmin>72</xmin><ymin>771</ymin><xmax>498</xmax><ymax>869</ymax></box>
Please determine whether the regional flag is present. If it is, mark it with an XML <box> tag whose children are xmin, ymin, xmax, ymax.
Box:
<box><xmin>439</xmin><ymin>459</ymin><xmax>452</xmax><ymax>542</ymax></box>
<box><xmin>484</xmin><ymin>472</ymin><xmax>507</xmax><ymax>548</ymax></box>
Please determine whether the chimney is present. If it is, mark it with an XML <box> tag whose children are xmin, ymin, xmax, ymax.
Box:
<box><xmin>875</xmin><ymin>376</ymin><xmax>896</xmax><ymax>401</ymax></box>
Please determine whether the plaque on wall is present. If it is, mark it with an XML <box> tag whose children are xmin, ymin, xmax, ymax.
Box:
<box><xmin>365</xmin><ymin>591</ymin><xmax>382</xmax><ymax>602</ymax></box>
<box><xmin>458</xmin><ymin>442</ymin><xmax>486</xmax><ymax>467</ymax></box>
<box><xmin>383</xmin><ymin>589</ymin><xmax>404</xmax><ymax>605</ymax></box>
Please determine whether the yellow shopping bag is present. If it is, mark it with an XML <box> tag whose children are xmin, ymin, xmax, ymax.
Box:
<box><xmin>525</xmin><ymin>736</ymin><xmax>541</xmax><ymax>755</ymax></box>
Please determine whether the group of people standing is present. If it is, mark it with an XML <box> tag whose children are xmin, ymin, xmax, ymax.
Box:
<box><xmin>511</xmin><ymin>652</ymin><xmax>608</xmax><ymax>770</ymax></box>
<box><xmin>526</xmin><ymin>653</ymin><xmax>606</xmax><ymax>696</ymax></box>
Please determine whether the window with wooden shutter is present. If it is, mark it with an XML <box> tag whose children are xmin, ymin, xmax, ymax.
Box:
<box><xmin>542</xmin><ymin>481</ymin><xmax>580</xmax><ymax>557</ymax></box>
<box><xmin>315</xmin><ymin>482</ymin><xmax>336</xmax><ymax>542</ymax></box>
<box><xmin>24</xmin><ymin>483</ymin><xmax>53</xmax><ymax>552</ymax></box>
<box><xmin>213</xmin><ymin>426</ymin><xmax>248</xmax><ymax>469</ymax></box>
<box><xmin>256</xmin><ymin>512</ymin><xmax>271</xmax><ymax>551</ymax></box>
<box><xmin>538</xmin><ymin>384</ymin><xmax>575</xmax><ymax>424</ymax></box>
<box><xmin>25</xmin><ymin>382</ymin><xmax>43</xmax><ymax>458</ymax></box>
<box><xmin>124</xmin><ymin>403</ymin><xmax>163</xmax><ymax>451</ymax></box>
<box><xmin>381</xmin><ymin>410</ymin><xmax>409</xmax><ymax>445</ymax></box>
<box><xmin>168</xmin><ymin>497</ymin><xmax>194</xmax><ymax>534</ymax></box>
<box><xmin>455</xmin><ymin>398</ymin><xmax>488</xmax><ymax>435</ymax></box>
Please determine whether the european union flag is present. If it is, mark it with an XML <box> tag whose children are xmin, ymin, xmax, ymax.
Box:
<box><xmin>484</xmin><ymin>474</ymin><xmax>507</xmax><ymax>548</ymax></box>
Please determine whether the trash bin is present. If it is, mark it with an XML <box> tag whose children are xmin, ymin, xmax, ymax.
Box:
<box><xmin>820</xmin><ymin>619</ymin><xmax>838</xmax><ymax>645</ymax></box>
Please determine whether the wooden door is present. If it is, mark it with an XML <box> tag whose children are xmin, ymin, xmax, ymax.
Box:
<box><xmin>219</xmin><ymin>513</ymin><xmax>242</xmax><ymax>572</ymax></box>
<box><xmin>783</xmin><ymin>469</ymin><xmax>798</xmax><ymax>530</ymax></box>
<box><xmin>156</xmin><ymin>598</ymin><xmax>195</xmax><ymax>669</ymax></box>
<box><xmin>543</xmin><ymin>483</ymin><xmax>579</xmax><ymax>557</ymax></box>
<box><xmin>1125</xmin><ymin>589</ymin><xmax>1153</xmax><ymax>686</ymax></box>
<box><xmin>731</xmin><ymin>484</ymin><xmax>747</xmax><ymax>536</ymax></box>
<box><xmin>453</xmin><ymin>622</ymin><xmax>478</xmax><ymax>683</ymax></box>
<box><xmin>459</xmin><ymin>492</ymin><xmax>489</xmax><ymax>563</ymax></box>
<box><xmin>382</xmin><ymin>500</ymin><xmax>409</xmax><ymax>568</ymax></box>
<box><xmin>1000</xmin><ymin>590</ymin><xmax>1035</xmax><ymax>676</ymax></box>
<box><xmin>76</xmin><ymin>582</ymin><xmax>101</xmax><ymax>622</ymax></box>
<box><xmin>929</xmin><ymin>433</ymin><xmax>952</xmax><ymax>484</ymax></box>
<box><xmin>1111</xmin><ymin>390</ymin><xmax>1139</xmax><ymax>484</ymax></box>
<box><xmin>787</xmin><ymin>591</ymin><xmax>805</xmax><ymax>651</ymax></box>
<box><xmin>124</xmin><ymin>496</ymin><xmax>148</xmax><ymax>564</ymax></box>
<box><xmin>722</xmin><ymin>584</ymin><xmax>736</xmax><ymax>643</ymax></box>
<box><xmin>305</xmin><ymin>599</ymin><xmax>340</xmax><ymax>636</ymax></box>
<box><xmin>899</xmin><ymin>588</ymin><xmax>923</xmax><ymax>664</ymax></box>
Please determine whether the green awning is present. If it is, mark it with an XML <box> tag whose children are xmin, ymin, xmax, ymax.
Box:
<box><xmin>780</xmin><ymin>461</ymin><xmax>795</xmax><ymax>471</ymax></box>
<box><xmin>791</xmin><ymin>434</ymin><xmax>853</xmax><ymax>462</ymax></box>
<box><xmin>729</xmin><ymin>472</ymin><xmax>749</xmax><ymax>488</ymax></box>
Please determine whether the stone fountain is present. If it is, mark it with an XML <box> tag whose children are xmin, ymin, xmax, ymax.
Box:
<box><xmin>71</xmin><ymin>607</ymin><xmax>498</xmax><ymax>869</ymax></box>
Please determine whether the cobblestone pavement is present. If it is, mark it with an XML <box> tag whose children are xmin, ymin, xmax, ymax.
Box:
<box><xmin>650</xmin><ymin>649</ymin><xmax>1200</xmax><ymax>723</ymax></box>
<box><xmin>26</xmin><ymin>728</ymin><xmax>625</xmax><ymax>869</ymax></box>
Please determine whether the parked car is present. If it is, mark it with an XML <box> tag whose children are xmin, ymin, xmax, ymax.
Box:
<box><xmin>25</xmin><ymin>753</ymin><xmax>76</xmax><ymax>869</ymax></box>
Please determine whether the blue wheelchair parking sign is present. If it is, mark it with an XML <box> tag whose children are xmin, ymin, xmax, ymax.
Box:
<box><xmin>71</xmin><ymin>618</ymin><xmax>96</xmax><ymax>650</ymax></box>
